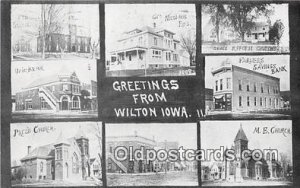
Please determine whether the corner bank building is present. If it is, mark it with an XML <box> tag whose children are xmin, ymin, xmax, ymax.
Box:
<box><xmin>211</xmin><ymin>60</ymin><xmax>282</xmax><ymax>112</ymax></box>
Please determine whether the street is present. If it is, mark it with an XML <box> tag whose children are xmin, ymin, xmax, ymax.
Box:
<box><xmin>205</xmin><ymin>111</ymin><xmax>291</xmax><ymax>120</ymax></box>
<box><xmin>202</xmin><ymin>179</ymin><xmax>293</xmax><ymax>186</ymax></box>
<box><xmin>12</xmin><ymin>111</ymin><xmax>98</xmax><ymax>121</ymax></box>
<box><xmin>107</xmin><ymin>171</ymin><xmax>198</xmax><ymax>186</ymax></box>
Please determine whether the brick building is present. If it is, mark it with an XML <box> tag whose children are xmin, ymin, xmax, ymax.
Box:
<box><xmin>19</xmin><ymin>128</ymin><xmax>90</xmax><ymax>181</ymax></box>
<box><xmin>37</xmin><ymin>30</ymin><xmax>91</xmax><ymax>54</ymax></box>
<box><xmin>15</xmin><ymin>72</ymin><xmax>82</xmax><ymax>112</ymax></box>
<box><xmin>106</xmin><ymin>131</ymin><xmax>184</xmax><ymax>174</ymax></box>
<box><xmin>202</xmin><ymin>125</ymin><xmax>284</xmax><ymax>182</ymax></box>
<box><xmin>211</xmin><ymin>60</ymin><xmax>282</xmax><ymax>112</ymax></box>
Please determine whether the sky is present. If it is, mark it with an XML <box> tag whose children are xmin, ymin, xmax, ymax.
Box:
<box><xmin>11</xmin><ymin>4</ymin><xmax>99</xmax><ymax>40</ymax></box>
<box><xmin>201</xmin><ymin>120</ymin><xmax>292</xmax><ymax>162</ymax></box>
<box><xmin>205</xmin><ymin>55</ymin><xmax>290</xmax><ymax>91</ymax></box>
<box><xmin>11</xmin><ymin>122</ymin><xmax>102</xmax><ymax>164</ymax></box>
<box><xmin>105</xmin><ymin>4</ymin><xmax>196</xmax><ymax>53</ymax></box>
<box><xmin>11</xmin><ymin>59</ymin><xmax>97</xmax><ymax>95</ymax></box>
<box><xmin>106</xmin><ymin>123</ymin><xmax>197</xmax><ymax>149</ymax></box>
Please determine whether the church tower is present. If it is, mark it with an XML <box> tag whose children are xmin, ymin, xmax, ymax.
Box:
<box><xmin>75</xmin><ymin>126</ymin><xmax>90</xmax><ymax>179</ymax></box>
<box><xmin>234</xmin><ymin>124</ymin><xmax>248</xmax><ymax>158</ymax></box>
<box><xmin>54</xmin><ymin>131</ymin><xmax>71</xmax><ymax>180</ymax></box>
<box><xmin>233</xmin><ymin>124</ymin><xmax>248</xmax><ymax>182</ymax></box>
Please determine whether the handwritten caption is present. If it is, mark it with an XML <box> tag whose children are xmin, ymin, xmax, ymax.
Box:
<box><xmin>15</xmin><ymin>66</ymin><xmax>44</xmax><ymax>74</ymax></box>
<box><xmin>239</xmin><ymin>57</ymin><xmax>287</xmax><ymax>74</ymax></box>
<box><xmin>12</xmin><ymin>125</ymin><xmax>55</xmax><ymax>137</ymax></box>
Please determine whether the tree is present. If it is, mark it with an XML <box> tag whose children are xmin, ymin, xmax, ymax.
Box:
<box><xmin>280</xmin><ymin>152</ymin><xmax>291</xmax><ymax>178</ymax></box>
<box><xmin>80</xmin><ymin>89</ymin><xmax>91</xmax><ymax>110</ymax></box>
<box><xmin>91</xmin><ymin>123</ymin><xmax>102</xmax><ymax>180</ymax></box>
<box><xmin>180</xmin><ymin>32</ymin><xmax>196</xmax><ymax>66</ymax></box>
<box><xmin>226</xmin><ymin>4</ymin><xmax>274</xmax><ymax>41</ymax></box>
<box><xmin>14</xmin><ymin>167</ymin><xmax>27</xmax><ymax>180</ymax></box>
<box><xmin>269</xmin><ymin>19</ymin><xmax>285</xmax><ymax>45</ymax></box>
<box><xmin>202</xmin><ymin>4</ymin><xmax>228</xmax><ymax>43</ymax></box>
<box><xmin>40</xmin><ymin>4</ymin><xmax>65</xmax><ymax>59</ymax></box>
<box><xmin>90</xmin><ymin>39</ymin><xmax>99</xmax><ymax>59</ymax></box>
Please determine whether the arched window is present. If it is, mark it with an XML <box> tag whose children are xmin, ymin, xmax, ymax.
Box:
<box><xmin>72</xmin><ymin>153</ymin><xmax>79</xmax><ymax>173</ymax></box>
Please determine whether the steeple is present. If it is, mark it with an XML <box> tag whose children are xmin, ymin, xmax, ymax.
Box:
<box><xmin>75</xmin><ymin>125</ymin><xmax>88</xmax><ymax>139</ymax></box>
<box><xmin>234</xmin><ymin>124</ymin><xmax>248</xmax><ymax>142</ymax></box>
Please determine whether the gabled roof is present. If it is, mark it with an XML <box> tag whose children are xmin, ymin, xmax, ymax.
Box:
<box><xmin>234</xmin><ymin>124</ymin><xmax>248</xmax><ymax>142</ymax></box>
<box><xmin>21</xmin><ymin>144</ymin><xmax>55</xmax><ymax>161</ymax></box>
<box><xmin>21</xmin><ymin>137</ymin><xmax>80</xmax><ymax>161</ymax></box>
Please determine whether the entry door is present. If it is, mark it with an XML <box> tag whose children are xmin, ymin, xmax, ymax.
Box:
<box><xmin>61</xmin><ymin>97</ymin><xmax>68</xmax><ymax>110</ymax></box>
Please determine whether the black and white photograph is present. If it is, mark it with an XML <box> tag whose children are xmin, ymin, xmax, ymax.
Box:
<box><xmin>10</xmin><ymin>122</ymin><xmax>103</xmax><ymax>187</ymax></box>
<box><xmin>11</xmin><ymin>4</ymin><xmax>99</xmax><ymax>121</ymax></box>
<box><xmin>202</xmin><ymin>4</ymin><xmax>289</xmax><ymax>53</ymax></box>
<box><xmin>200</xmin><ymin>120</ymin><xmax>293</xmax><ymax>186</ymax></box>
<box><xmin>204</xmin><ymin>55</ymin><xmax>290</xmax><ymax>119</ymax></box>
<box><xmin>105</xmin><ymin>4</ymin><xmax>196</xmax><ymax>77</ymax></box>
<box><xmin>105</xmin><ymin>123</ymin><xmax>197</xmax><ymax>186</ymax></box>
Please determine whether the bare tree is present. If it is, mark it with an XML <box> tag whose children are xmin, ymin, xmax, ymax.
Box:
<box><xmin>90</xmin><ymin>39</ymin><xmax>99</xmax><ymax>59</ymax></box>
<box><xmin>93</xmin><ymin>123</ymin><xmax>103</xmax><ymax>177</ymax></box>
<box><xmin>180</xmin><ymin>32</ymin><xmax>196</xmax><ymax>66</ymax></box>
<box><xmin>40</xmin><ymin>4</ymin><xmax>65</xmax><ymax>59</ymax></box>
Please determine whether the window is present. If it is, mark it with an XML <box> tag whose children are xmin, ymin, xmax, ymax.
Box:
<box><xmin>174</xmin><ymin>43</ymin><xmax>176</xmax><ymax>50</ymax></box>
<box><xmin>254</xmin><ymin>83</ymin><xmax>257</xmax><ymax>92</ymax></box>
<box><xmin>152</xmin><ymin>50</ymin><xmax>161</xmax><ymax>59</ymax></box>
<box><xmin>166</xmin><ymin>52</ymin><xmax>171</xmax><ymax>61</ymax></box>
<box><xmin>72</xmin><ymin>97</ymin><xmax>79</xmax><ymax>109</ymax></box>
<box><xmin>267</xmin><ymin>85</ymin><xmax>270</xmax><ymax>93</ymax></box>
<box><xmin>215</xmin><ymin>80</ymin><xmax>218</xmax><ymax>91</ymax></box>
<box><xmin>254</xmin><ymin>97</ymin><xmax>257</xmax><ymax>106</ymax></box>
<box><xmin>173</xmin><ymin>54</ymin><xmax>178</xmax><ymax>61</ymax></box>
<box><xmin>261</xmin><ymin>83</ymin><xmax>264</xmax><ymax>93</ymax></box>
<box><xmin>265</xmin><ymin>98</ymin><xmax>267</xmax><ymax>107</ymax></box>
<box><xmin>220</xmin><ymin>79</ymin><xmax>223</xmax><ymax>90</ymax></box>
<box><xmin>238</xmin><ymin>80</ymin><xmax>242</xmax><ymax>91</ymax></box>
<box><xmin>40</xmin><ymin>162</ymin><xmax>44</xmax><ymax>173</ymax></box>
<box><xmin>154</xmin><ymin>37</ymin><xmax>157</xmax><ymax>46</ymax></box>
<box><xmin>63</xmin><ymin>84</ymin><xmax>68</xmax><ymax>91</ymax></box>
<box><xmin>72</xmin><ymin>153</ymin><xmax>79</xmax><ymax>173</ymax></box>
<box><xmin>40</xmin><ymin>98</ymin><xmax>47</xmax><ymax>109</ymax></box>
<box><xmin>226</xmin><ymin>78</ymin><xmax>231</xmax><ymax>89</ymax></box>
<box><xmin>128</xmin><ymin>54</ymin><xmax>132</xmax><ymax>61</ymax></box>
<box><xmin>239</xmin><ymin>96</ymin><xmax>242</xmax><ymax>107</ymax></box>
<box><xmin>247</xmin><ymin>96</ymin><xmax>250</xmax><ymax>106</ymax></box>
<box><xmin>260</xmin><ymin>97</ymin><xmax>263</xmax><ymax>106</ymax></box>
<box><xmin>246</xmin><ymin>81</ymin><xmax>250</xmax><ymax>91</ymax></box>
<box><xmin>269</xmin><ymin>98</ymin><xmax>272</xmax><ymax>106</ymax></box>
<box><xmin>56</xmin><ymin>148</ymin><xmax>62</xmax><ymax>160</ymax></box>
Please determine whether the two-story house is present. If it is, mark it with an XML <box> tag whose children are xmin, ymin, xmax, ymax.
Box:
<box><xmin>108</xmin><ymin>26</ymin><xmax>185</xmax><ymax>71</ymax></box>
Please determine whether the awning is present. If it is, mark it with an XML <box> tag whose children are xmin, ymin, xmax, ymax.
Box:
<box><xmin>214</xmin><ymin>95</ymin><xmax>224</xmax><ymax>100</ymax></box>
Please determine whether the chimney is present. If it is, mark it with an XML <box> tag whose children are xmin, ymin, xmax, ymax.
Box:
<box><xmin>27</xmin><ymin>146</ymin><xmax>31</xmax><ymax>154</ymax></box>
<box><xmin>153</xmin><ymin>22</ymin><xmax>156</xmax><ymax>28</ymax></box>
